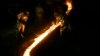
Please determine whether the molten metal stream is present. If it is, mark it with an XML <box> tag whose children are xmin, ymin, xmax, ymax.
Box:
<box><xmin>22</xmin><ymin>0</ymin><xmax>72</xmax><ymax>56</ymax></box>
<box><xmin>23</xmin><ymin>21</ymin><xmax>62</xmax><ymax>56</ymax></box>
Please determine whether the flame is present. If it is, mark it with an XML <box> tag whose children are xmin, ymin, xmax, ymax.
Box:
<box><xmin>23</xmin><ymin>19</ymin><xmax>63</xmax><ymax>56</ymax></box>
<box><xmin>65</xmin><ymin>0</ymin><xmax>72</xmax><ymax>15</ymax></box>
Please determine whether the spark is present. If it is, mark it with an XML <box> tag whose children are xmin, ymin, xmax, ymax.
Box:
<box><xmin>23</xmin><ymin>20</ymin><xmax>63</xmax><ymax>56</ymax></box>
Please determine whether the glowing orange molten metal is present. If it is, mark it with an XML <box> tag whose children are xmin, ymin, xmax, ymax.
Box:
<box><xmin>23</xmin><ymin>20</ymin><xmax>63</xmax><ymax>56</ymax></box>
<box><xmin>65</xmin><ymin>0</ymin><xmax>72</xmax><ymax>15</ymax></box>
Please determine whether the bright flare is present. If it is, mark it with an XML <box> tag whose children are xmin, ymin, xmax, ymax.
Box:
<box><xmin>65</xmin><ymin>0</ymin><xmax>72</xmax><ymax>15</ymax></box>
<box><xmin>23</xmin><ymin>20</ymin><xmax>63</xmax><ymax>56</ymax></box>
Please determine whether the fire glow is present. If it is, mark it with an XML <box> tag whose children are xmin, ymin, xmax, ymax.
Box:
<box><xmin>65</xmin><ymin>0</ymin><xmax>72</xmax><ymax>15</ymax></box>
<box><xmin>23</xmin><ymin>20</ymin><xmax>63</xmax><ymax>56</ymax></box>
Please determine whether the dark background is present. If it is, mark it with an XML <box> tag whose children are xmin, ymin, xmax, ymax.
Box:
<box><xmin>0</xmin><ymin>0</ymin><xmax>83</xmax><ymax>56</ymax></box>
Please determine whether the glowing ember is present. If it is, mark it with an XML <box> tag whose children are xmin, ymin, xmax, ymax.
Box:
<box><xmin>65</xmin><ymin>0</ymin><xmax>72</xmax><ymax>15</ymax></box>
<box><xmin>23</xmin><ymin>19</ymin><xmax>63</xmax><ymax>56</ymax></box>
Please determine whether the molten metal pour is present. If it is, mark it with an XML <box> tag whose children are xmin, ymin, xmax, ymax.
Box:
<box><xmin>22</xmin><ymin>1</ymin><xmax>72</xmax><ymax>56</ymax></box>
<box><xmin>23</xmin><ymin>19</ymin><xmax>64</xmax><ymax>56</ymax></box>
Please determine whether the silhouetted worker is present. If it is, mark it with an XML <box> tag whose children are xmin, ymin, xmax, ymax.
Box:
<box><xmin>16</xmin><ymin>11</ymin><xmax>29</xmax><ymax>38</ymax></box>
